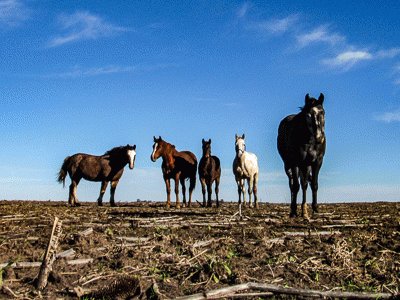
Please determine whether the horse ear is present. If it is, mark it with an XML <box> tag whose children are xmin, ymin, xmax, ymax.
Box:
<box><xmin>235</xmin><ymin>134</ymin><xmax>238</xmax><ymax>140</ymax></box>
<box><xmin>318</xmin><ymin>93</ymin><xmax>324</xmax><ymax>105</ymax></box>
<box><xmin>305</xmin><ymin>93</ymin><xmax>312</xmax><ymax>104</ymax></box>
<box><xmin>209</xmin><ymin>139</ymin><xmax>211</xmax><ymax>143</ymax></box>
<box><xmin>153</xmin><ymin>136</ymin><xmax>157</xmax><ymax>142</ymax></box>
<box><xmin>133</xmin><ymin>144</ymin><xmax>136</xmax><ymax>150</ymax></box>
<box><xmin>242</xmin><ymin>134</ymin><xmax>245</xmax><ymax>139</ymax></box>
<box><xmin>159</xmin><ymin>136</ymin><xmax>162</xmax><ymax>141</ymax></box>
<box><xmin>202</xmin><ymin>138</ymin><xmax>205</xmax><ymax>144</ymax></box>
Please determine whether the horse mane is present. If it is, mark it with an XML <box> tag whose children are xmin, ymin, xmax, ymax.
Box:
<box><xmin>104</xmin><ymin>146</ymin><xmax>126</xmax><ymax>156</ymax></box>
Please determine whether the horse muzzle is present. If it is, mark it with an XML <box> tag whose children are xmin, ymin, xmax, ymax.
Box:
<box><xmin>150</xmin><ymin>155</ymin><xmax>157</xmax><ymax>162</ymax></box>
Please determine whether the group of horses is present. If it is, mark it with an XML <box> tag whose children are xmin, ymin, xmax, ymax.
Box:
<box><xmin>58</xmin><ymin>93</ymin><xmax>326</xmax><ymax>218</ymax></box>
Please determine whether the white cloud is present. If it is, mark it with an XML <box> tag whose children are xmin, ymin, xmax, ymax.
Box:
<box><xmin>376</xmin><ymin>48</ymin><xmax>400</xmax><ymax>59</ymax></box>
<box><xmin>249</xmin><ymin>14</ymin><xmax>299</xmax><ymax>35</ymax></box>
<box><xmin>45</xmin><ymin>63</ymin><xmax>177</xmax><ymax>79</ymax></box>
<box><xmin>0</xmin><ymin>0</ymin><xmax>30</xmax><ymax>27</ymax></box>
<box><xmin>50</xmin><ymin>65</ymin><xmax>135</xmax><ymax>78</ymax></box>
<box><xmin>48</xmin><ymin>11</ymin><xmax>128</xmax><ymax>47</ymax></box>
<box><xmin>296</xmin><ymin>25</ymin><xmax>345</xmax><ymax>48</ymax></box>
<box><xmin>322</xmin><ymin>50</ymin><xmax>373</xmax><ymax>70</ymax></box>
<box><xmin>322</xmin><ymin>47</ymin><xmax>400</xmax><ymax>71</ymax></box>
<box><xmin>236</xmin><ymin>2</ymin><xmax>252</xmax><ymax>19</ymax></box>
<box><xmin>374</xmin><ymin>109</ymin><xmax>400</xmax><ymax>123</ymax></box>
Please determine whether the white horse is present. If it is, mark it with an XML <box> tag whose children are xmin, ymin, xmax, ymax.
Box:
<box><xmin>232</xmin><ymin>134</ymin><xmax>259</xmax><ymax>208</ymax></box>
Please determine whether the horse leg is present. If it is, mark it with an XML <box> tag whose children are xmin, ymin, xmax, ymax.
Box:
<box><xmin>110</xmin><ymin>180</ymin><xmax>119</xmax><ymax>207</ymax></box>
<box><xmin>68</xmin><ymin>183</ymin><xmax>74</xmax><ymax>206</ymax></box>
<box><xmin>174</xmin><ymin>174</ymin><xmax>181</xmax><ymax>209</ymax></box>
<box><xmin>97</xmin><ymin>181</ymin><xmax>108</xmax><ymax>206</ymax></box>
<box><xmin>299</xmin><ymin>168</ymin><xmax>309</xmax><ymax>219</ymax></box>
<box><xmin>164</xmin><ymin>177</ymin><xmax>171</xmax><ymax>209</ymax></box>
<box><xmin>236</xmin><ymin>179</ymin><xmax>244</xmax><ymax>206</ymax></box>
<box><xmin>253</xmin><ymin>172</ymin><xmax>259</xmax><ymax>209</ymax></box>
<box><xmin>188</xmin><ymin>175</ymin><xmax>196</xmax><ymax>208</ymax></box>
<box><xmin>180</xmin><ymin>177</ymin><xmax>187</xmax><ymax>208</ymax></box>
<box><xmin>70</xmin><ymin>178</ymin><xmax>81</xmax><ymax>207</ymax></box>
<box><xmin>311</xmin><ymin>164</ymin><xmax>322</xmax><ymax>214</ymax></box>
<box><xmin>286</xmin><ymin>166</ymin><xmax>299</xmax><ymax>217</ymax></box>
<box><xmin>215</xmin><ymin>177</ymin><xmax>220</xmax><ymax>208</ymax></box>
<box><xmin>200</xmin><ymin>177</ymin><xmax>207</xmax><ymax>207</ymax></box>
<box><xmin>247</xmin><ymin>177</ymin><xmax>253</xmax><ymax>208</ymax></box>
<box><xmin>207</xmin><ymin>180</ymin><xmax>212</xmax><ymax>207</ymax></box>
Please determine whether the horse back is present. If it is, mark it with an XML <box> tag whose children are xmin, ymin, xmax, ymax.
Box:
<box><xmin>175</xmin><ymin>151</ymin><xmax>197</xmax><ymax>166</ymax></box>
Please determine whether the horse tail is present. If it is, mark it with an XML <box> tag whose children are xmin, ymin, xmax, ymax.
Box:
<box><xmin>57</xmin><ymin>156</ymin><xmax>71</xmax><ymax>188</ymax></box>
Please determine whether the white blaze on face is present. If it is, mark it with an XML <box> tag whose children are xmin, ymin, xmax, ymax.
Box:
<box><xmin>311</xmin><ymin>107</ymin><xmax>325</xmax><ymax>142</ymax></box>
<box><xmin>127</xmin><ymin>149</ymin><xmax>136</xmax><ymax>169</ymax></box>
<box><xmin>236</xmin><ymin>139</ymin><xmax>246</xmax><ymax>157</ymax></box>
<box><xmin>151</xmin><ymin>143</ymin><xmax>158</xmax><ymax>162</ymax></box>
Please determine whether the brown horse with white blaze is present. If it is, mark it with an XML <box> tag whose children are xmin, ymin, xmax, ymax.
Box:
<box><xmin>57</xmin><ymin>144</ymin><xmax>136</xmax><ymax>207</ymax></box>
<box><xmin>151</xmin><ymin>136</ymin><xmax>197</xmax><ymax>208</ymax></box>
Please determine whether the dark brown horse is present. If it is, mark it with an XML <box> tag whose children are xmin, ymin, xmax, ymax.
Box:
<box><xmin>57</xmin><ymin>144</ymin><xmax>136</xmax><ymax>207</ymax></box>
<box><xmin>198</xmin><ymin>139</ymin><xmax>221</xmax><ymax>207</ymax></box>
<box><xmin>151</xmin><ymin>136</ymin><xmax>197</xmax><ymax>208</ymax></box>
<box><xmin>277</xmin><ymin>93</ymin><xmax>326</xmax><ymax>218</ymax></box>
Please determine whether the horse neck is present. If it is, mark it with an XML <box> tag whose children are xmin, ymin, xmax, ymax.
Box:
<box><xmin>105</xmin><ymin>152</ymin><xmax>127</xmax><ymax>168</ymax></box>
<box><xmin>161</xmin><ymin>145</ymin><xmax>177</xmax><ymax>167</ymax></box>
<box><xmin>294</xmin><ymin>112</ymin><xmax>317</xmax><ymax>144</ymax></box>
<box><xmin>202</xmin><ymin>149</ymin><xmax>211</xmax><ymax>159</ymax></box>
<box><xmin>236</xmin><ymin>149</ymin><xmax>246</xmax><ymax>161</ymax></box>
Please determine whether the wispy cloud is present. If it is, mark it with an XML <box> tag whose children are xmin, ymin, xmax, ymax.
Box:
<box><xmin>374</xmin><ymin>109</ymin><xmax>400</xmax><ymax>123</ymax></box>
<box><xmin>236</xmin><ymin>2</ymin><xmax>252</xmax><ymax>20</ymax></box>
<box><xmin>48</xmin><ymin>11</ymin><xmax>128</xmax><ymax>47</ymax></box>
<box><xmin>376</xmin><ymin>48</ymin><xmax>400</xmax><ymax>59</ymax></box>
<box><xmin>44</xmin><ymin>63</ymin><xmax>178</xmax><ymax>79</ymax></box>
<box><xmin>322</xmin><ymin>49</ymin><xmax>373</xmax><ymax>70</ymax></box>
<box><xmin>322</xmin><ymin>47</ymin><xmax>400</xmax><ymax>71</ymax></box>
<box><xmin>0</xmin><ymin>0</ymin><xmax>30</xmax><ymax>27</ymax></box>
<box><xmin>47</xmin><ymin>65</ymin><xmax>135</xmax><ymax>78</ymax></box>
<box><xmin>296</xmin><ymin>25</ymin><xmax>345</xmax><ymax>48</ymax></box>
<box><xmin>248</xmin><ymin>14</ymin><xmax>299</xmax><ymax>35</ymax></box>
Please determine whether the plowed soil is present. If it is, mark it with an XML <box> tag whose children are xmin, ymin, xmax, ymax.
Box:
<box><xmin>0</xmin><ymin>200</ymin><xmax>399</xmax><ymax>299</ymax></box>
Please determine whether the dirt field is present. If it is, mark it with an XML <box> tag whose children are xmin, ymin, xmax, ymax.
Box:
<box><xmin>0</xmin><ymin>200</ymin><xmax>399</xmax><ymax>299</ymax></box>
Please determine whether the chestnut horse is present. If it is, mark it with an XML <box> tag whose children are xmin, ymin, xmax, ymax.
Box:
<box><xmin>57</xmin><ymin>144</ymin><xmax>136</xmax><ymax>207</ymax></box>
<box><xmin>151</xmin><ymin>136</ymin><xmax>197</xmax><ymax>208</ymax></box>
<box><xmin>277</xmin><ymin>93</ymin><xmax>326</xmax><ymax>218</ymax></box>
<box><xmin>198</xmin><ymin>138</ymin><xmax>221</xmax><ymax>207</ymax></box>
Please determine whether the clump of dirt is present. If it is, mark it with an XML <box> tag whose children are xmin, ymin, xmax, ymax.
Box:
<box><xmin>0</xmin><ymin>200</ymin><xmax>399</xmax><ymax>299</ymax></box>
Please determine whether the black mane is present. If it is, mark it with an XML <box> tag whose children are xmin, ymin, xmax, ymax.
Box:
<box><xmin>104</xmin><ymin>145</ymin><xmax>134</xmax><ymax>156</ymax></box>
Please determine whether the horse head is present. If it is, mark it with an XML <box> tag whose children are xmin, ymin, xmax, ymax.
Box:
<box><xmin>303</xmin><ymin>93</ymin><xmax>325</xmax><ymax>144</ymax></box>
<box><xmin>202</xmin><ymin>138</ymin><xmax>212</xmax><ymax>158</ymax></box>
<box><xmin>235</xmin><ymin>134</ymin><xmax>246</xmax><ymax>157</ymax></box>
<box><xmin>151</xmin><ymin>136</ymin><xmax>163</xmax><ymax>162</ymax></box>
<box><xmin>126</xmin><ymin>144</ymin><xmax>136</xmax><ymax>169</ymax></box>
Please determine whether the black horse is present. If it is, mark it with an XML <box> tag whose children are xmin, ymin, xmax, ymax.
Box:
<box><xmin>277</xmin><ymin>93</ymin><xmax>326</xmax><ymax>218</ymax></box>
<box><xmin>198</xmin><ymin>139</ymin><xmax>221</xmax><ymax>207</ymax></box>
<box><xmin>57</xmin><ymin>145</ymin><xmax>136</xmax><ymax>207</ymax></box>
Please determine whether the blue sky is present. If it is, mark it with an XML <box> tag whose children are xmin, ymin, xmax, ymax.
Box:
<box><xmin>1</xmin><ymin>0</ymin><xmax>399</xmax><ymax>204</ymax></box>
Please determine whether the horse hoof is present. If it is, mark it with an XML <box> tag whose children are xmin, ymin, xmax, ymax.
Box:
<box><xmin>289</xmin><ymin>212</ymin><xmax>297</xmax><ymax>218</ymax></box>
<box><xmin>75</xmin><ymin>203</ymin><xmax>81</xmax><ymax>207</ymax></box>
